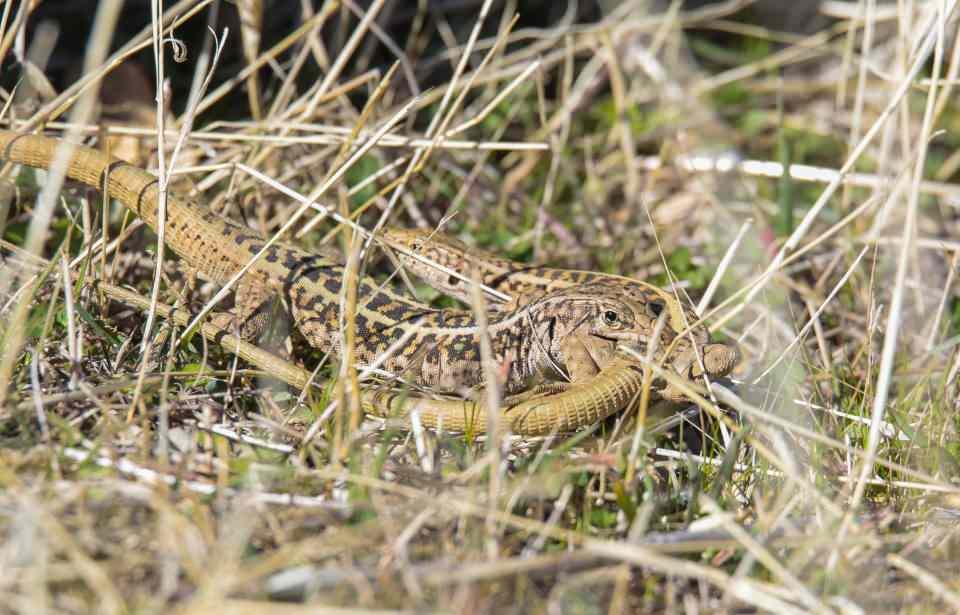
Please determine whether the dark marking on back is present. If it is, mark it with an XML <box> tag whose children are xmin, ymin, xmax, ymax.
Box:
<box><xmin>363</xmin><ymin>291</ymin><xmax>393</xmax><ymax>313</ymax></box>
<box><xmin>3</xmin><ymin>133</ymin><xmax>32</xmax><ymax>161</ymax></box>
<box><xmin>98</xmin><ymin>159</ymin><xmax>128</xmax><ymax>194</ymax></box>
<box><xmin>135</xmin><ymin>175</ymin><xmax>161</xmax><ymax>220</ymax></box>
<box><xmin>323</xmin><ymin>275</ymin><xmax>341</xmax><ymax>294</ymax></box>
<box><xmin>265</xmin><ymin>245</ymin><xmax>281</xmax><ymax>263</ymax></box>
<box><xmin>489</xmin><ymin>264</ymin><xmax>542</xmax><ymax>290</ymax></box>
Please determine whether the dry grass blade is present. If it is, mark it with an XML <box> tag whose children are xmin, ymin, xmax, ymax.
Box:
<box><xmin>887</xmin><ymin>554</ymin><xmax>960</xmax><ymax>611</ymax></box>
<box><xmin>3</xmin><ymin>1</ymin><xmax>960</xmax><ymax>612</ymax></box>
<box><xmin>237</xmin><ymin>0</ymin><xmax>263</xmax><ymax>120</ymax></box>
<box><xmin>745</xmin><ymin>0</ymin><xmax>958</xmax><ymax>305</ymax></box>
<box><xmin>0</xmin><ymin>0</ymin><xmax>122</xmax><ymax>407</ymax></box>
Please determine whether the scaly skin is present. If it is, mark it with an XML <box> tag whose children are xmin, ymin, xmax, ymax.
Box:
<box><xmin>361</xmin><ymin>357</ymin><xmax>646</xmax><ymax>434</ymax></box>
<box><xmin>98</xmin><ymin>280</ymin><xmax>642</xmax><ymax>435</ymax></box>
<box><xmin>0</xmin><ymin>131</ymin><xmax>678</xmax><ymax>398</ymax></box>
<box><xmin>382</xmin><ymin>228</ymin><xmax>740</xmax><ymax>400</ymax></box>
<box><xmin>382</xmin><ymin>229</ymin><xmax>698</xmax><ymax>330</ymax></box>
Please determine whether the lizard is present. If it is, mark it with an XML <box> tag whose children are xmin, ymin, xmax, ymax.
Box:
<box><xmin>0</xmin><ymin>225</ymin><xmax>653</xmax><ymax>436</ymax></box>
<box><xmin>0</xmin><ymin>130</ymin><xmax>694</xmax><ymax>402</ymax></box>
<box><xmin>381</xmin><ymin>227</ymin><xmax>740</xmax><ymax>400</ymax></box>
<box><xmin>93</xmin><ymin>278</ymin><xmax>647</xmax><ymax>436</ymax></box>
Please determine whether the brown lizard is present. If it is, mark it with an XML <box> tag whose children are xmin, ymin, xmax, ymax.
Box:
<box><xmin>0</xmin><ymin>131</ymin><xmax>685</xmax><ymax>399</ymax></box>
<box><xmin>93</xmin><ymin>279</ymin><xmax>647</xmax><ymax>435</ymax></box>
<box><xmin>1</xmin><ymin>228</ymin><xmax>650</xmax><ymax>435</ymax></box>
<box><xmin>382</xmin><ymin>228</ymin><xmax>740</xmax><ymax>400</ymax></box>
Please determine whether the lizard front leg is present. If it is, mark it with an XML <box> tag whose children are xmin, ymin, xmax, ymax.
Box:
<box><xmin>207</xmin><ymin>279</ymin><xmax>289</xmax><ymax>349</ymax></box>
<box><xmin>559</xmin><ymin>333</ymin><xmax>617</xmax><ymax>382</ymax></box>
<box><xmin>495</xmin><ymin>332</ymin><xmax>617</xmax><ymax>404</ymax></box>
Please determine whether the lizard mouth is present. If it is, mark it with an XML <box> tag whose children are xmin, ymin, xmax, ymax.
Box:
<box><xmin>593</xmin><ymin>333</ymin><xmax>631</xmax><ymax>344</ymax></box>
<box><xmin>599</xmin><ymin>331</ymin><xmax>654</xmax><ymax>345</ymax></box>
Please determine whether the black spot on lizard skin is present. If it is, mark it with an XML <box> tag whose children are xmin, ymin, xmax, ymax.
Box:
<box><xmin>134</xmin><ymin>176</ymin><xmax>160</xmax><ymax>220</ymax></box>
<box><xmin>378</xmin><ymin>303</ymin><xmax>409</xmax><ymax>322</ymax></box>
<box><xmin>264</xmin><ymin>245</ymin><xmax>282</xmax><ymax>263</ymax></box>
<box><xmin>302</xmin><ymin>265</ymin><xmax>323</xmax><ymax>283</ymax></box>
<box><xmin>303</xmin><ymin>294</ymin><xmax>325</xmax><ymax>311</ymax></box>
<box><xmin>322</xmin><ymin>276</ymin><xmax>341</xmax><ymax>294</ymax></box>
<box><xmin>362</xmin><ymin>291</ymin><xmax>393</xmax><ymax>312</ymax></box>
<box><xmin>234</xmin><ymin>233</ymin><xmax>255</xmax><ymax>246</ymax></box>
<box><xmin>288</xmin><ymin>254</ymin><xmax>336</xmax><ymax>282</ymax></box>
<box><xmin>489</xmin><ymin>265</ymin><xmax>541</xmax><ymax>290</ymax></box>
<box><xmin>280</xmin><ymin>252</ymin><xmax>299</xmax><ymax>271</ymax></box>
<box><xmin>218</xmin><ymin>218</ymin><xmax>246</xmax><ymax>237</ymax></box>
<box><xmin>379</xmin><ymin>307</ymin><xmax>436</xmax><ymax>332</ymax></box>
<box><xmin>281</xmin><ymin>267</ymin><xmax>338</xmax><ymax>301</ymax></box>
<box><xmin>350</xmin><ymin>312</ymin><xmax>369</xmax><ymax>333</ymax></box>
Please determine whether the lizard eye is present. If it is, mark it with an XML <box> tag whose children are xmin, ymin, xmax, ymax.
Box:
<box><xmin>447</xmin><ymin>274</ymin><xmax>460</xmax><ymax>286</ymax></box>
<box><xmin>411</xmin><ymin>240</ymin><xmax>423</xmax><ymax>251</ymax></box>
<box><xmin>603</xmin><ymin>310</ymin><xmax>620</xmax><ymax>326</ymax></box>
<box><xmin>649</xmin><ymin>300</ymin><xmax>665</xmax><ymax>318</ymax></box>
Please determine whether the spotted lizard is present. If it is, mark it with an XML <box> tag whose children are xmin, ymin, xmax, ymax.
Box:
<box><xmin>0</xmin><ymin>131</ymin><xmax>703</xmax><ymax>403</ymax></box>
<box><xmin>96</xmin><ymin>279</ymin><xmax>647</xmax><ymax>435</ymax></box>
<box><xmin>382</xmin><ymin>228</ymin><xmax>740</xmax><ymax>401</ymax></box>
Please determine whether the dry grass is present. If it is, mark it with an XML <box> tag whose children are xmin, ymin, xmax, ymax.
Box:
<box><xmin>2</xmin><ymin>0</ymin><xmax>960</xmax><ymax>612</ymax></box>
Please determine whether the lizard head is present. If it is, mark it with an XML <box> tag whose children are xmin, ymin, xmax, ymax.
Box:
<box><xmin>527</xmin><ymin>285</ymin><xmax>678</xmax><ymax>380</ymax></box>
<box><xmin>531</xmin><ymin>283</ymin><xmax>739</xmax><ymax>401</ymax></box>
<box><xmin>383</xmin><ymin>227</ymin><xmax>464</xmax><ymax>266</ymax></box>
<box><xmin>567</xmin><ymin>279</ymin><xmax>740</xmax><ymax>400</ymax></box>
<box><xmin>382</xmin><ymin>227</ymin><xmax>512</xmax><ymax>298</ymax></box>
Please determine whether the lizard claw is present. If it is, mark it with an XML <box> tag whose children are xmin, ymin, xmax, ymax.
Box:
<box><xmin>657</xmin><ymin>342</ymin><xmax>741</xmax><ymax>402</ymax></box>
<box><xmin>694</xmin><ymin>343</ymin><xmax>741</xmax><ymax>379</ymax></box>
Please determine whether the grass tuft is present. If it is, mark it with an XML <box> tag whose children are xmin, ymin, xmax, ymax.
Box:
<box><xmin>1</xmin><ymin>1</ymin><xmax>959</xmax><ymax>612</ymax></box>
